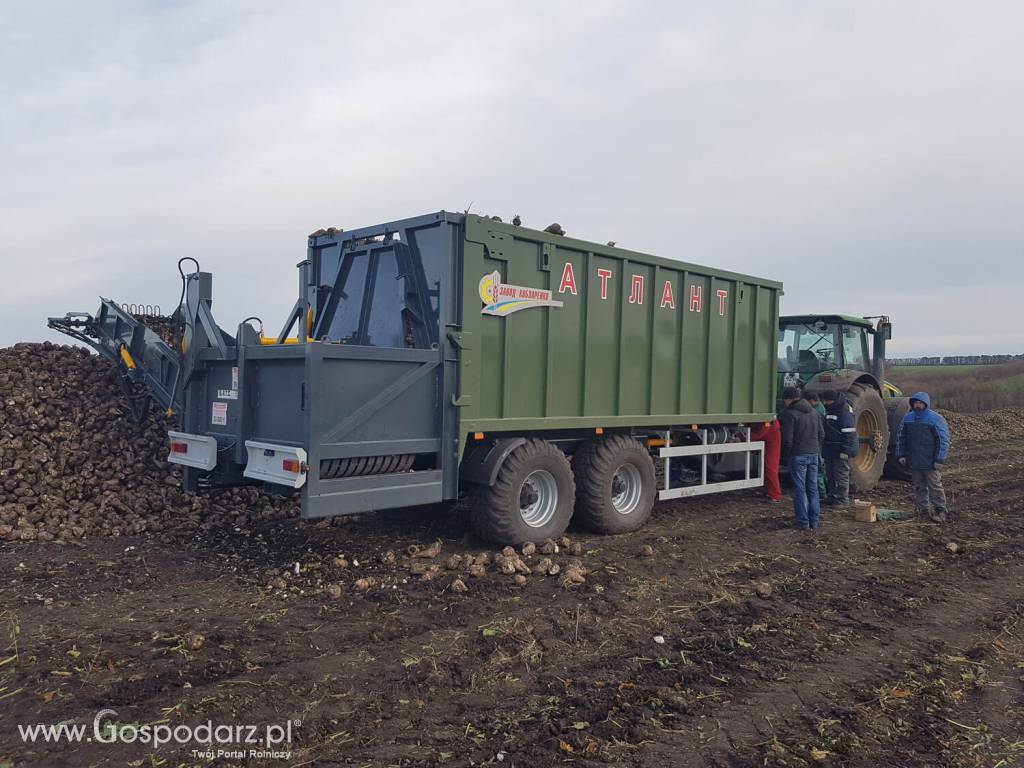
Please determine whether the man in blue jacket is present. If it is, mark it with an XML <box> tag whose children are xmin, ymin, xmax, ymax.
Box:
<box><xmin>896</xmin><ymin>391</ymin><xmax>951</xmax><ymax>522</ymax></box>
<box><xmin>822</xmin><ymin>390</ymin><xmax>858</xmax><ymax>509</ymax></box>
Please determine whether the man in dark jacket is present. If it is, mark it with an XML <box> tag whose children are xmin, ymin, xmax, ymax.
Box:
<box><xmin>804</xmin><ymin>391</ymin><xmax>829</xmax><ymax>498</ymax></box>
<box><xmin>780</xmin><ymin>387</ymin><xmax>825</xmax><ymax>529</ymax></box>
<box><xmin>822</xmin><ymin>389</ymin><xmax>858</xmax><ymax>508</ymax></box>
<box><xmin>896</xmin><ymin>391</ymin><xmax>951</xmax><ymax>522</ymax></box>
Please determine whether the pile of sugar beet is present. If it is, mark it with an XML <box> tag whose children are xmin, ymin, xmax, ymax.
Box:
<box><xmin>0</xmin><ymin>342</ymin><xmax>297</xmax><ymax>542</ymax></box>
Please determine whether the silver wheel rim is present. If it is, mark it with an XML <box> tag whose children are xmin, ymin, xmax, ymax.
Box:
<box><xmin>611</xmin><ymin>463</ymin><xmax>643</xmax><ymax>515</ymax></box>
<box><xmin>519</xmin><ymin>469</ymin><xmax>558</xmax><ymax>528</ymax></box>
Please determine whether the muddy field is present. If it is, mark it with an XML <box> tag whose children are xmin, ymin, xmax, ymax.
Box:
<box><xmin>1</xmin><ymin>349</ymin><xmax>1023</xmax><ymax>767</ymax></box>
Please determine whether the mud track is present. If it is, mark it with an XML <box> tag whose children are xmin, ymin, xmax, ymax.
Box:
<box><xmin>1</xmin><ymin>437</ymin><xmax>1021</xmax><ymax>767</ymax></box>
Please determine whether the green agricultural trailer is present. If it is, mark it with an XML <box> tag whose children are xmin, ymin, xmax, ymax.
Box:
<box><xmin>49</xmin><ymin>212</ymin><xmax>783</xmax><ymax>544</ymax></box>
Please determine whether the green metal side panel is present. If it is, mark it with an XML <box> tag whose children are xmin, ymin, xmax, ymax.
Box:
<box><xmin>458</xmin><ymin>217</ymin><xmax>782</xmax><ymax>446</ymax></box>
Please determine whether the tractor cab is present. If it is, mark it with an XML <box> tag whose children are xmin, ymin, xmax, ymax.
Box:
<box><xmin>777</xmin><ymin>314</ymin><xmax>878</xmax><ymax>389</ymax></box>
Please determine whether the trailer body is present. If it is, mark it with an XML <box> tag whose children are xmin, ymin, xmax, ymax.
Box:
<box><xmin>459</xmin><ymin>215</ymin><xmax>781</xmax><ymax>435</ymax></box>
<box><xmin>51</xmin><ymin>211</ymin><xmax>783</xmax><ymax>539</ymax></box>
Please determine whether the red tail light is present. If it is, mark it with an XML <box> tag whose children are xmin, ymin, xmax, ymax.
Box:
<box><xmin>170</xmin><ymin>442</ymin><xmax>188</xmax><ymax>454</ymax></box>
<box><xmin>282</xmin><ymin>459</ymin><xmax>301</xmax><ymax>473</ymax></box>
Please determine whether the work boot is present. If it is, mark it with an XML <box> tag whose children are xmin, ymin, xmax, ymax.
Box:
<box><xmin>929</xmin><ymin>508</ymin><xmax>947</xmax><ymax>523</ymax></box>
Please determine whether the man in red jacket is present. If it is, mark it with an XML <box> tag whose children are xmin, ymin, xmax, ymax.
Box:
<box><xmin>751</xmin><ymin>417</ymin><xmax>783</xmax><ymax>503</ymax></box>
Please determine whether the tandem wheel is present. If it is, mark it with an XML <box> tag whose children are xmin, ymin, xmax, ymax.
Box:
<box><xmin>468</xmin><ymin>439</ymin><xmax>575</xmax><ymax>545</ymax></box>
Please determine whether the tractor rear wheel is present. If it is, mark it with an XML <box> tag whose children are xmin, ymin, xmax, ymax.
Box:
<box><xmin>571</xmin><ymin>435</ymin><xmax>656</xmax><ymax>534</ymax></box>
<box><xmin>469</xmin><ymin>439</ymin><xmax>575</xmax><ymax>545</ymax></box>
<box><xmin>846</xmin><ymin>383</ymin><xmax>889</xmax><ymax>492</ymax></box>
<box><xmin>884</xmin><ymin>397</ymin><xmax>913</xmax><ymax>480</ymax></box>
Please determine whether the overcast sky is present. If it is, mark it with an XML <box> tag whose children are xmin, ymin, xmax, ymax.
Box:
<box><xmin>2</xmin><ymin>1</ymin><xmax>1021</xmax><ymax>356</ymax></box>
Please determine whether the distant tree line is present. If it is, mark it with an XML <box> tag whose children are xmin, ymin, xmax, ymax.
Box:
<box><xmin>889</xmin><ymin>354</ymin><xmax>1024</xmax><ymax>366</ymax></box>
<box><xmin>888</xmin><ymin>359</ymin><xmax>1024</xmax><ymax>412</ymax></box>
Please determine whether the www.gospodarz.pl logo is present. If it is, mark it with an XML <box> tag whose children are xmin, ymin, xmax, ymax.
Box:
<box><xmin>18</xmin><ymin>709</ymin><xmax>298</xmax><ymax>760</ymax></box>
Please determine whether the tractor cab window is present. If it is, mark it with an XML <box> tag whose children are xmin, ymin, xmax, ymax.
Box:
<box><xmin>777</xmin><ymin>328</ymin><xmax>797</xmax><ymax>371</ymax></box>
<box><xmin>778</xmin><ymin>322</ymin><xmax>840</xmax><ymax>373</ymax></box>
<box><xmin>841</xmin><ymin>326</ymin><xmax>869</xmax><ymax>371</ymax></box>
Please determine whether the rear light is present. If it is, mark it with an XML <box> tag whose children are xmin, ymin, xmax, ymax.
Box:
<box><xmin>166</xmin><ymin>431</ymin><xmax>217</xmax><ymax>471</ymax></box>
<box><xmin>243</xmin><ymin>441</ymin><xmax>308</xmax><ymax>489</ymax></box>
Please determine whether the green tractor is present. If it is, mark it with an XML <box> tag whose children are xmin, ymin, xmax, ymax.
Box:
<box><xmin>778</xmin><ymin>314</ymin><xmax>912</xmax><ymax>491</ymax></box>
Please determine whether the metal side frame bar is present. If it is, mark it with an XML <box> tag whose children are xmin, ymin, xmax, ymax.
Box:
<box><xmin>658</xmin><ymin>427</ymin><xmax>764</xmax><ymax>500</ymax></box>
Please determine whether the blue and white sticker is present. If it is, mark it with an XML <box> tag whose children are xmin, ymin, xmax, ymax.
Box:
<box><xmin>479</xmin><ymin>271</ymin><xmax>563</xmax><ymax>316</ymax></box>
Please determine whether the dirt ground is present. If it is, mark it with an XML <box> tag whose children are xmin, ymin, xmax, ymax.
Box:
<box><xmin>1</xmin><ymin>432</ymin><xmax>1022</xmax><ymax>767</ymax></box>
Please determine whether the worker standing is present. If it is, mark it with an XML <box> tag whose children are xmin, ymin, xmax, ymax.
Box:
<box><xmin>804</xmin><ymin>391</ymin><xmax>828</xmax><ymax>499</ymax></box>
<box><xmin>821</xmin><ymin>389</ymin><xmax>858</xmax><ymax>508</ymax></box>
<box><xmin>750</xmin><ymin>417</ymin><xmax>783</xmax><ymax>503</ymax></box>
<box><xmin>896</xmin><ymin>391</ymin><xmax>951</xmax><ymax>522</ymax></box>
<box><xmin>780</xmin><ymin>387</ymin><xmax>825</xmax><ymax>529</ymax></box>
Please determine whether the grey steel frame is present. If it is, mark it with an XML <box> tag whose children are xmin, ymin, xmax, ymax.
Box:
<box><xmin>658</xmin><ymin>428</ymin><xmax>765</xmax><ymax>499</ymax></box>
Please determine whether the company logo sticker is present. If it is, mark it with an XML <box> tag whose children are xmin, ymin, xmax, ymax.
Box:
<box><xmin>479</xmin><ymin>271</ymin><xmax>563</xmax><ymax>316</ymax></box>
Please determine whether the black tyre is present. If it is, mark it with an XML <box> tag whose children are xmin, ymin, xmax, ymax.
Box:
<box><xmin>846</xmin><ymin>383</ymin><xmax>889</xmax><ymax>492</ymax></box>
<box><xmin>884</xmin><ymin>397</ymin><xmax>913</xmax><ymax>480</ymax></box>
<box><xmin>469</xmin><ymin>439</ymin><xmax>575</xmax><ymax>545</ymax></box>
<box><xmin>571</xmin><ymin>435</ymin><xmax>656</xmax><ymax>534</ymax></box>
